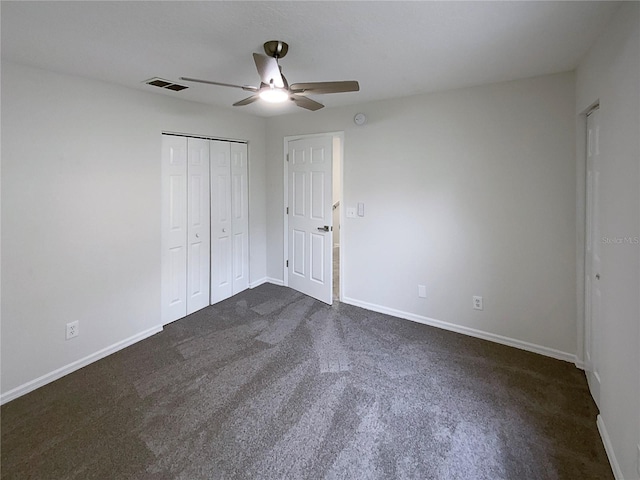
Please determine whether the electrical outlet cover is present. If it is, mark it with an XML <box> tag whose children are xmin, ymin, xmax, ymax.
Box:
<box><xmin>66</xmin><ymin>321</ymin><xmax>79</xmax><ymax>340</ymax></box>
<box><xmin>473</xmin><ymin>296</ymin><xmax>483</xmax><ymax>310</ymax></box>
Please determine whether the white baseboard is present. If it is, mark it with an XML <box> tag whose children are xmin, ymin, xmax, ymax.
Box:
<box><xmin>249</xmin><ymin>277</ymin><xmax>285</xmax><ymax>289</ymax></box>
<box><xmin>341</xmin><ymin>296</ymin><xmax>576</xmax><ymax>364</ymax></box>
<box><xmin>249</xmin><ymin>277</ymin><xmax>268</xmax><ymax>288</ymax></box>
<box><xmin>597</xmin><ymin>414</ymin><xmax>624</xmax><ymax>479</ymax></box>
<box><xmin>0</xmin><ymin>325</ymin><xmax>163</xmax><ymax>405</ymax></box>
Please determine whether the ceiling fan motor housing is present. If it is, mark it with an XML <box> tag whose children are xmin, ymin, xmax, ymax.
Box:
<box><xmin>264</xmin><ymin>40</ymin><xmax>289</xmax><ymax>59</ymax></box>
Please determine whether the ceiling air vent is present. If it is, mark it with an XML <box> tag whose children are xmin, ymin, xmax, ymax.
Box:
<box><xmin>144</xmin><ymin>78</ymin><xmax>188</xmax><ymax>91</ymax></box>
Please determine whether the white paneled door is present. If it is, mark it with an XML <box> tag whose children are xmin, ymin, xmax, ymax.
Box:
<box><xmin>162</xmin><ymin>135</ymin><xmax>215</xmax><ymax>324</ymax></box>
<box><xmin>585</xmin><ymin>107</ymin><xmax>602</xmax><ymax>408</ymax></box>
<box><xmin>163</xmin><ymin>136</ymin><xmax>249</xmax><ymax>320</ymax></box>
<box><xmin>230</xmin><ymin>143</ymin><xmax>249</xmax><ymax>296</ymax></box>
<box><xmin>210</xmin><ymin>141</ymin><xmax>249</xmax><ymax>304</ymax></box>
<box><xmin>186</xmin><ymin>138</ymin><xmax>211</xmax><ymax>314</ymax></box>
<box><xmin>287</xmin><ymin>136</ymin><xmax>333</xmax><ymax>304</ymax></box>
<box><xmin>161</xmin><ymin>136</ymin><xmax>188</xmax><ymax>324</ymax></box>
<box><xmin>210</xmin><ymin>140</ymin><xmax>233</xmax><ymax>303</ymax></box>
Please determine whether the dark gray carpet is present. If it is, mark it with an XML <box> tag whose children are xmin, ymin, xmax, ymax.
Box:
<box><xmin>1</xmin><ymin>284</ymin><xmax>613</xmax><ymax>479</ymax></box>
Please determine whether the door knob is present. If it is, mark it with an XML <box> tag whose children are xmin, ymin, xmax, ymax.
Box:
<box><xmin>195</xmin><ymin>233</ymin><xmax>199</xmax><ymax>238</ymax></box>
<box><xmin>595</xmin><ymin>273</ymin><xmax>600</xmax><ymax>280</ymax></box>
<box><xmin>317</xmin><ymin>226</ymin><xmax>330</xmax><ymax>232</ymax></box>
<box><xmin>222</xmin><ymin>228</ymin><xmax>227</xmax><ymax>233</ymax></box>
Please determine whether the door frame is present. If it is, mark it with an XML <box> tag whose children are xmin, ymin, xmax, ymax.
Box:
<box><xmin>583</xmin><ymin>104</ymin><xmax>603</xmax><ymax>407</ymax></box>
<box><xmin>575</xmin><ymin>101</ymin><xmax>599</xmax><ymax>370</ymax></box>
<box><xmin>283</xmin><ymin>131</ymin><xmax>344</xmax><ymax>300</ymax></box>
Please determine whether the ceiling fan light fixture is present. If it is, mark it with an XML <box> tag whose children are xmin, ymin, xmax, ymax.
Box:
<box><xmin>181</xmin><ymin>41</ymin><xmax>359</xmax><ymax>111</ymax></box>
<box><xmin>259</xmin><ymin>87</ymin><xmax>289</xmax><ymax>103</ymax></box>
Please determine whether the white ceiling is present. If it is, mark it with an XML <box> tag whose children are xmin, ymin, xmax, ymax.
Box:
<box><xmin>1</xmin><ymin>1</ymin><xmax>621</xmax><ymax>117</ymax></box>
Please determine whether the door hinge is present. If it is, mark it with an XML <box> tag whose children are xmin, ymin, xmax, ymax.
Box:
<box><xmin>286</xmin><ymin>207</ymin><xmax>289</xmax><ymax>215</ymax></box>
<box><xmin>286</xmin><ymin>153</ymin><xmax>289</xmax><ymax>162</ymax></box>
<box><xmin>286</xmin><ymin>260</ymin><xmax>289</xmax><ymax>267</ymax></box>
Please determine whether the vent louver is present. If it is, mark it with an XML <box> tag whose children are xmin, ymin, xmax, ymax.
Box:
<box><xmin>144</xmin><ymin>78</ymin><xmax>188</xmax><ymax>91</ymax></box>
<box><xmin>165</xmin><ymin>83</ymin><xmax>188</xmax><ymax>91</ymax></box>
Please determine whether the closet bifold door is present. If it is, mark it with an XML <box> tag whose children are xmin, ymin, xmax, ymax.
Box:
<box><xmin>210</xmin><ymin>141</ymin><xmax>249</xmax><ymax>304</ymax></box>
<box><xmin>161</xmin><ymin>135</ymin><xmax>188</xmax><ymax>324</ymax></box>
<box><xmin>161</xmin><ymin>135</ymin><xmax>211</xmax><ymax>325</ymax></box>
<box><xmin>210</xmin><ymin>140</ymin><xmax>233</xmax><ymax>303</ymax></box>
<box><xmin>185</xmin><ymin>137</ymin><xmax>211</xmax><ymax>315</ymax></box>
<box><xmin>230</xmin><ymin>142</ymin><xmax>249</xmax><ymax>295</ymax></box>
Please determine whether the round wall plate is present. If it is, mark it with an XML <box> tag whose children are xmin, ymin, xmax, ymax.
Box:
<box><xmin>354</xmin><ymin>113</ymin><xmax>366</xmax><ymax>125</ymax></box>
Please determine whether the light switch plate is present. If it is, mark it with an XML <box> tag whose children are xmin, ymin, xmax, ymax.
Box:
<box><xmin>357</xmin><ymin>203</ymin><xmax>365</xmax><ymax>217</ymax></box>
<box><xmin>346</xmin><ymin>207</ymin><xmax>356</xmax><ymax>218</ymax></box>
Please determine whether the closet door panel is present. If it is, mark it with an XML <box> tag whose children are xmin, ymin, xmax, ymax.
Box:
<box><xmin>210</xmin><ymin>140</ymin><xmax>233</xmax><ymax>303</ymax></box>
<box><xmin>186</xmin><ymin>138</ymin><xmax>210</xmax><ymax>314</ymax></box>
<box><xmin>161</xmin><ymin>135</ymin><xmax>188</xmax><ymax>324</ymax></box>
<box><xmin>231</xmin><ymin>143</ymin><xmax>249</xmax><ymax>294</ymax></box>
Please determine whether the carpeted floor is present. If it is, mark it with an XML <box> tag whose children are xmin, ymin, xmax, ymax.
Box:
<box><xmin>1</xmin><ymin>284</ymin><xmax>613</xmax><ymax>479</ymax></box>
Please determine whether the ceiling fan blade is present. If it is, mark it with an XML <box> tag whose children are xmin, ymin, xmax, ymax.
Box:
<box><xmin>180</xmin><ymin>77</ymin><xmax>258</xmax><ymax>92</ymax></box>
<box><xmin>233</xmin><ymin>95</ymin><xmax>261</xmax><ymax>107</ymax></box>
<box><xmin>290</xmin><ymin>81</ymin><xmax>360</xmax><ymax>95</ymax></box>
<box><xmin>292</xmin><ymin>95</ymin><xmax>324</xmax><ymax>111</ymax></box>
<box><xmin>253</xmin><ymin>53</ymin><xmax>285</xmax><ymax>88</ymax></box>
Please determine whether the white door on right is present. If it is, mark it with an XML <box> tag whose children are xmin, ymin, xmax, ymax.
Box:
<box><xmin>585</xmin><ymin>107</ymin><xmax>602</xmax><ymax>408</ymax></box>
<box><xmin>287</xmin><ymin>136</ymin><xmax>333</xmax><ymax>304</ymax></box>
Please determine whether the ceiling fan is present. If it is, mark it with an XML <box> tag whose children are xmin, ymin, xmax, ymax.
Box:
<box><xmin>180</xmin><ymin>40</ymin><xmax>359</xmax><ymax>111</ymax></box>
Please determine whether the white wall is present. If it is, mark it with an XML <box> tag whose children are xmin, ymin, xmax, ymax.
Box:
<box><xmin>576</xmin><ymin>3</ymin><xmax>640</xmax><ymax>479</ymax></box>
<box><xmin>1</xmin><ymin>61</ymin><xmax>267</xmax><ymax>398</ymax></box>
<box><xmin>266</xmin><ymin>72</ymin><xmax>577</xmax><ymax>358</ymax></box>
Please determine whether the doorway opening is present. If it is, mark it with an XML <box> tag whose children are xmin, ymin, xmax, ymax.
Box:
<box><xmin>332</xmin><ymin>135</ymin><xmax>342</xmax><ymax>302</ymax></box>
